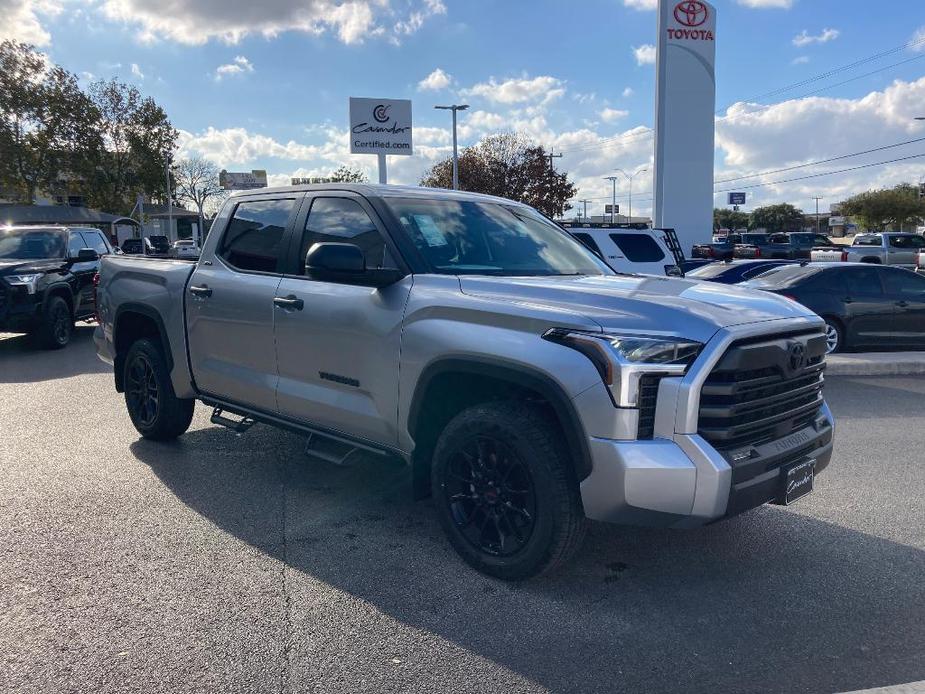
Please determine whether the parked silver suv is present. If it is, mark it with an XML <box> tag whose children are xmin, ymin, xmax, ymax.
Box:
<box><xmin>94</xmin><ymin>184</ymin><xmax>835</xmax><ymax>579</ymax></box>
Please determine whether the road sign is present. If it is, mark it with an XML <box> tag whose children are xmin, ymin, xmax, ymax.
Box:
<box><xmin>727</xmin><ymin>192</ymin><xmax>746</xmax><ymax>206</ymax></box>
<box><xmin>349</xmin><ymin>98</ymin><xmax>413</xmax><ymax>156</ymax></box>
<box><xmin>605</xmin><ymin>204</ymin><xmax>620</xmax><ymax>214</ymax></box>
<box><xmin>219</xmin><ymin>170</ymin><xmax>267</xmax><ymax>190</ymax></box>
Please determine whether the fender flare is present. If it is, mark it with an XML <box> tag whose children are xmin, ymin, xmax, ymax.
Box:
<box><xmin>408</xmin><ymin>356</ymin><xmax>593</xmax><ymax>481</ymax></box>
<box><xmin>41</xmin><ymin>282</ymin><xmax>75</xmax><ymax>315</ymax></box>
<box><xmin>112</xmin><ymin>303</ymin><xmax>174</xmax><ymax>391</ymax></box>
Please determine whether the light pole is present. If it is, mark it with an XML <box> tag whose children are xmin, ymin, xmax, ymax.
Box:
<box><xmin>812</xmin><ymin>196</ymin><xmax>824</xmax><ymax>233</ymax></box>
<box><xmin>164</xmin><ymin>152</ymin><xmax>173</xmax><ymax>244</ymax></box>
<box><xmin>435</xmin><ymin>104</ymin><xmax>469</xmax><ymax>190</ymax></box>
<box><xmin>615</xmin><ymin>167</ymin><xmax>648</xmax><ymax>223</ymax></box>
<box><xmin>603</xmin><ymin>177</ymin><xmax>619</xmax><ymax>224</ymax></box>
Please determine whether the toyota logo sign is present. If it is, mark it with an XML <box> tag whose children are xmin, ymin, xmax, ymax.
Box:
<box><xmin>674</xmin><ymin>0</ymin><xmax>708</xmax><ymax>27</ymax></box>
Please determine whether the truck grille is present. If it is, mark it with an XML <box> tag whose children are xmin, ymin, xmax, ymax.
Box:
<box><xmin>636</xmin><ymin>374</ymin><xmax>663</xmax><ymax>440</ymax></box>
<box><xmin>698</xmin><ymin>331</ymin><xmax>827</xmax><ymax>452</ymax></box>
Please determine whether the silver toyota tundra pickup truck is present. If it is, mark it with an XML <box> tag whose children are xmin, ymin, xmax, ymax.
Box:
<box><xmin>95</xmin><ymin>183</ymin><xmax>835</xmax><ymax>579</ymax></box>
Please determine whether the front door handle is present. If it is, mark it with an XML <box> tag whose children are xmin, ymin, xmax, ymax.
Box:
<box><xmin>189</xmin><ymin>285</ymin><xmax>212</xmax><ymax>297</ymax></box>
<box><xmin>273</xmin><ymin>295</ymin><xmax>304</xmax><ymax>310</ymax></box>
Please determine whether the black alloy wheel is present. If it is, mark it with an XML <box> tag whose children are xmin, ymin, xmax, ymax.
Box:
<box><xmin>443</xmin><ymin>435</ymin><xmax>537</xmax><ymax>557</ymax></box>
<box><xmin>126</xmin><ymin>351</ymin><xmax>159</xmax><ymax>427</ymax></box>
<box><xmin>50</xmin><ymin>300</ymin><xmax>71</xmax><ymax>346</ymax></box>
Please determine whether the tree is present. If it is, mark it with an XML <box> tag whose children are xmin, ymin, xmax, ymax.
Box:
<box><xmin>83</xmin><ymin>79</ymin><xmax>178</xmax><ymax>214</ymax></box>
<box><xmin>840</xmin><ymin>183</ymin><xmax>925</xmax><ymax>231</ymax></box>
<box><xmin>328</xmin><ymin>165</ymin><xmax>367</xmax><ymax>183</ymax></box>
<box><xmin>420</xmin><ymin>133</ymin><xmax>576</xmax><ymax>219</ymax></box>
<box><xmin>713</xmin><ymin>208</ymin><xmax>749</xmax><ymax>231</ymax></box>
<box><xmin>0</xmin><ymin>40</ymin><xmax>96</xmax><ymax>203</ymax></box>
<box><xmin>748</xmin><ymin>203</ymin><xmax>804</xmax><ymax>233</ymax></box>
<box><xmin>173</xmin><ymin>157</ymin><xmax>226</xmax><ymax>239</ymax></box>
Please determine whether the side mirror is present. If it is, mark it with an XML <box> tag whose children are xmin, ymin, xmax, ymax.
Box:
<box><xmin>305</xmin><ymin>242</ymin><xmax>403</xmax><ymax>288</ymax></box>
<box><xmin>75</xmin><ymin>248</ymin><xmax>99</xmax><ymax>262</ymax></box>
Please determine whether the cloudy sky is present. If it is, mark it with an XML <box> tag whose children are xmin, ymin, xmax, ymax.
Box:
<box><xmin>4</xmin><ymin>0</ymin><xmax>925</xmax><ymax>217</ymax></box>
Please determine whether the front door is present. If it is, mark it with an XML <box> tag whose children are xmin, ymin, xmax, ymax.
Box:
<box><xmin>186</xmin><ymin>195</ymin><xmax>300</xmax><ymax>411</ymax></box>
<box><xmin>841</xmin><ymin>266</ymin><xmax>895</xmax><ymax>348</ymax></box>
<box><xmin>273</xmin><ymin>194</ymin><xmax>411</xmax><ymax>447</ymax></box>
<box><xmin>66</xmin><ymin>231</ymin><xmax>98</xmax><ymax>316</ymax></box>
<box><xmin>882</xmin><ymin>267</ymin><xmax>925</xmax><ymax>346</ymax></box>
<box><xmin>886</xmin><ymin>235</ymin><xmax>925</xmax><ymax>268</ymax></box>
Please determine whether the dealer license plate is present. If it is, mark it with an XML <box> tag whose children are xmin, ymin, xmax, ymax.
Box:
<box><xmin>780</xmin><ymin>458</ymin><xmax>815</xmax><ymax>506</ymax></box>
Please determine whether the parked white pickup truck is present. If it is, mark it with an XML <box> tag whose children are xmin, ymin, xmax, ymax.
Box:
<box><xmin>810</xmin><ymin>233</ymin><xmax>925</xmax><ymax>268</ymax></box>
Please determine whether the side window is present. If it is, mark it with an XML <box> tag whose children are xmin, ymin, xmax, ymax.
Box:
<box><xmin>67</xmin><ymin>232</ymin><xmax>86</xmax><ymax>258</ymax></box>
<box><xmin>608</xmin><ymin>233</ymin><xmax>665</xmax><ymax>263</ymax></box>
<box><xmin>883</xmin><ymin>269</ymin><xmax>925</xmax><ymax>296</ymax></box>
<box><xmin>845</xmin><ymin>268</ymin><xmax>883</xmax><ymax>297</ymax></box>
<box><xmin>300</xmin><ymin>197</ymin><xmax>390</xmax><ymax>272</ymax></box>
<box><xmin>219</xmin><ymin>198</ymin><xmax>295</xmax><ymax>273</ymax></box>
<box><xmin>571</xmin><ymin>233</ymin><xmax>604</xmax><ymax>259</ymax></box>
<box><xmin>889</xmin><ymin>235</ymin><xmax>925</xmax><ymax>249</ymax></box>
<box><xmin>79</xmin><ymin>231</ymin><xmax>110</xmax><ymax>255</ymax></box>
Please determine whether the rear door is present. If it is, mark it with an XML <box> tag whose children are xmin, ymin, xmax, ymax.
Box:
<box><xmin>841</xmin><ymin>266</ymin><xmax>895</xmax><ymax>347</ymax></box>
<box><xmin>272</xmin><ymin>193</ymin><xmax>412</xmax><ymax>446</ymax></box>
<box><xmin>882</xmin><ymin>268</ymin><xmax>925</xmax><ymax>346</ymax></box>
<box><xmin>886</xmin><ymin>235</ymin><xmax>925</xmax><ymax>268</ymax></box>
<box><xmin>66</xmin><ymin>231</ymin><xmax>98</xmax><ymax>316</ymax></box>
<box><xmin>186</xmin><ymin>195</ymin><xmax>300</xmax><ymax>411</ymax></box>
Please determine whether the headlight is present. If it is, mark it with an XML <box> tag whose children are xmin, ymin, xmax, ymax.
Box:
<box><xmin>543</xmin><ymin>329</ymin><xmax>703</xmax><ymax>407</ymax></box>
<box><xmin>7</xmin><ymin>273</ymin><xmax>43</xmax><ymax>294</ymax></box>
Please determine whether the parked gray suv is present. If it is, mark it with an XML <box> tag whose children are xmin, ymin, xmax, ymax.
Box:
<box><xmin>95</xmin><ymin>184</ymin><xmax>835</xmax><ymax>579</ymax></box>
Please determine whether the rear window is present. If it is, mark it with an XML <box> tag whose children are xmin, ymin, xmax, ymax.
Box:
<box><xmin>686</xmin><ymin>262</ymin><xmax>736</xmax><ymax>279</ymax></box>
<box><xmin>854</xmin><ymin>235</ymin><xmax>881</xmax><ymax>246</ymax></box>
<box><xmin>608</xmin><ymin>233</ymin><xmax>665</xmax><ymax>263</ymax></box>
<box><xmin>571</xmin><ymin>232</ymin><xmax>604</xmax><ymax>258</ymax></box>
<box><xmin>743</xmin><ymin>265</ymin><xmax>822</xmax><ymax>288</ymax></box>
<box><xmin>741</xmin><ymin>233</ymin><xmax>768</xmax><ymax>245</ymax></box>
<box><xmin>219</xmin><ymin>198</ymin><xmax>296</xmax><ymax>272</ymax></box>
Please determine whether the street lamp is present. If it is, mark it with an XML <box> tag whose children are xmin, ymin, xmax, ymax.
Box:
<box><xmin>435</xmin><ymin>104</ymin><xmax>469</xmax><ymax>190</ymax></box>
<box><xmin>614</xmin><ymin>167</ymin><xmax>648</xmax><ymax>223</ymax></box>
<box><xmin>603</xmin><ymin>176</ymin><xmax>619</xmax><ymax>224</ymax></box>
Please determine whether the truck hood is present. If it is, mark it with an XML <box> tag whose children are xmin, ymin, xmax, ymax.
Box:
<box><xmin>458</xmin><ymin>274</ymin><xmax>817</xmax><ymax>344</ymax></box>
<box><xmin>0</xmin><ymin>258</ymin><xmax>64</xmax><ymax>275</ymax></box>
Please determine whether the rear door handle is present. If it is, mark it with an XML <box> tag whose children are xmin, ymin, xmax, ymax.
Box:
<box><xmin>189</xmin><ymin>285</ymin><xmax>212</xmax><ymax>297</ymax></box>
<box><xmin>273</xmin><ymin>295</ymin><xmax>304</xmax><ymax>310</ymax></box>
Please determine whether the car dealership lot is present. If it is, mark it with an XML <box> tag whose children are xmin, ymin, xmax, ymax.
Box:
<box><xmin>1</xmin><ymin>328</ymin><xmax>923</xmax><ymax>694</ymax></box>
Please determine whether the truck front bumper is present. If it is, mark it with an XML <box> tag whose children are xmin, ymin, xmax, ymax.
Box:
<box><xmin>579</xmin><ymin>402</ymin><xmax>834</xmax><ymax>528</ymax></box>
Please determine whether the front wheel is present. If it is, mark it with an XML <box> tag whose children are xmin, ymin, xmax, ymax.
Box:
<box><xmin>431</xmin><ymin>401</ymin><xmax>586</xmax><ymax>580</ymax></box>
<box><xmin>36</xmin><ymin>295</ymin><xmax>73</xmax><ymax>349</ymax></box>
<box><xmin>823</xmin><ymin>318</ymin><xmax>845</xmax><ymax>354</ymax></box>
<box><xmin>124</xmin><ymin>338</ymin><xmax>194</xmax><ymax>440</ymax></box>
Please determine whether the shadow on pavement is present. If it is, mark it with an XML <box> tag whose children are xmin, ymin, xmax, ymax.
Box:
<box><xmin>0</xmin><ymin>324</ymin><xmax>109</xmax><ymax>383</ymax></box>
<box><xmin>130</xmin><ymin>422</ymin><xmax>925</xmax><ymax>694</ymax></box>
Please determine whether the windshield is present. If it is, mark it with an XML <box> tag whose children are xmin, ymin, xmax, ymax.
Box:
<box><xmin>385</xmin><ymin>198</ymin><xmax>610</xmax><ymax>277</ymax></box>
<box><xmin>0</xmin><ymin>228</ymin><xmax>66</xmax><ymax>260</ymax></box>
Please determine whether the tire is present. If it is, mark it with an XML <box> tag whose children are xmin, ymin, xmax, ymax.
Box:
<box><xmin>431</xmin><ymin>401</ymin><xmax>587</xmax><ymax>580</ymax></box>
<box><xmin>823</xmin><ymin>317</ymin><xmax>845</xmax><ymax>354</ymax></box>
<box><xmin>123</xmin><ymin>338</ymin><xmax>194</xmax><ymax>440</ymax></box>
<box><xmin>36</xmin><ymin>295</ymin><xmax>73</xmax><ymax>349</ymax></box>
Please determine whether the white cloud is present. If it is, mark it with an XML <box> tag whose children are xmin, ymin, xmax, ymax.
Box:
<box><xmin>791</xmin><ymin>56</ymin><xmax>810</xmax><ymax>65</ymax></box>
<box><xmin>910</xmin><ymin>26</ymin><xmax>925</xmax><ymax>52</ymax></box>
<box><xmin>622</xmin><ymin>87</ymin><xmax>634</xmax><ymax>98</ymax></box>
<box><xmin>99</xmin><ymin>0</ymin><xmax>443</xmax><ymax>46</ymax></box>
<box><xmin>418</xmin><ymin>67</ymin><xmax>452</xmax><ymax>91</ymax></box>
<box><xmin>130</xmin><ymin>63</ymin><xmax>144</xmax><ymax>79</ymax></box>
<box><xmin>633</xmin><ymin>44</ymin><xmax>656</xmax><ymax>66</ymax></box>
<box><xmin>215</xmin><ymin>55</ymin><xmax>254</xmax><ymax>80</ymax></box>
<box><xmin>736</xmin><ymin>0</ymin><xmax>792</xmax><ymax>7</ymax></box>
<box><xmin>464</xmin><ymin>75</ymin><xmax>565</xmax><ymax>105</ymax></box>
<box><xmin>622</xmin><ymin>0</ymin><xmax>656</xmax><ymax>9</ymax></box>
<box><xmin>0</xmin><ymin>0</ymin><xmax>61</xmax><ymax>46</ymax></box>
<box><xmin>599</xmin><ymin>108</ymin><xmax>629</xmax><ymax>123</ymax></box>
<box><xmin>793</xmin><ymin>28</ymin><xmax>840</xmax><ymax>47</ymax></box>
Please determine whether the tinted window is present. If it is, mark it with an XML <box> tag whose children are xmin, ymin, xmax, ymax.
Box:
<box><xmin>608</xmin><ymin>233</ymin><xmax>665</xmax><ymax>263</ymax></box>
<box><xmin>571</xmin><ymin>232</ymin><xmax>604</xmax><ymax>259</ymax></box>
<box><xmin>741</xmin><ymin>234</ymin><xmax>768</xmax><ymax>245</ymax></box>
<box><xmin>741</xmin><ymin>263</ymin><xmax>790</xmax><ymax>279</ymax></box>
<box><xmin>743</xmin><ymin>266</ymin><xmax>822</xmax><ymax>288</ymax></box>
<box><xmin>845</xmin><ymin>267</ymin><xmax>883</xmax><ymax>296</ymax></box>
<box><xmin>300</xmin><ymin>197</ymin><xmax>389</xmax><ymax>271</ymax></box>
<box><xmin>219</xmin><ymin>198</ymin><xmax>295</xmax><ymax>272</ymax></box>
<box><xmin>854</xmin><ymin>235</ymin><xmax>881</xmax><ymax>246</ymax></box>
<box><xmin>883</xmin><ymin>269</ymin><xmax>925</xmax><ymax>296</ymax></box>
<box><xmin>386</xmin><ymin>198</ymin><xmax>607</xmax><ymax>277</ymax></box>
<box><xmin>67</xmin><ymin>232</ymin><xmax>87</xmax><ymax>257</ymax></box>
<box><xmin>888</xmin><ymin>235</ymin><xmax>925</xmax><ymax>249</ymax></box>
<box><xmin>79</xmin><ymin>231</ymin><xmax>110</xmax><ymax>255</ymax></box>
<box><xmin>769</xmin><ymin>234</ymin><xmax>789</xmax><ymax>244</ymax></box>
<box><xmin>687</xmin><ymin>262</ymin><xmax>737</xmax><ymax>279</ymax></box>
<box><xmin>0</xmin><ymin>228</ymin><xmax>65</xmax><ymax>259</ymax></box>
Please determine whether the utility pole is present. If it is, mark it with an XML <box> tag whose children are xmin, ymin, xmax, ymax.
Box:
<box><xmin>435</xmin><ymin>104</ymin><xmax>469</xmax><ymax>190</ymax></box>
<box><xmin>165</xmin><ymin>152</ymin><xmax>173</xmax><ymax>244</ymax></box>
<box><xmin>578</xmin><ymin>199</ymin><xmax>593</xmax><ymax>221</ymax></box>
<box><xmin>812</xmin><ymin>196</ymin><xmax>824</xmax><ymax>233</ymax></box>
<box><xmin>603</xmin><ymin>177</ymin><xmax>619</xmax><ymax>224</ymax></box>
<box><xmin>546</xmin><ymin>148</ymin><xmax>563</xmax><ymax>173</ymax></box>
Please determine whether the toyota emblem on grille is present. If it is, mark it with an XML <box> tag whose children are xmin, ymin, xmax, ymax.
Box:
<box><xmin>788</xmin><ymin>342</ymin><xmax>807</xmax><ymax>372</ymax></box>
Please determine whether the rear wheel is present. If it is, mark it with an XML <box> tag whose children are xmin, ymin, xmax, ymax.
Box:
<box><xmin>124</xmin><ymin>338</ymin><xmax>194</xmax><ymax>440</ymax></box>
<box><xmin>823</xmin><ymin>318</ymin><xmax>844</xmax><ymax>354</ymax></box>
<box><xmin>431</xmin><ymin>401</ymin><xmax>586</xmax><ymax>580</ymax></box>
<box><xmin>36</xmin><ymin>295</ymin><xmax>73</xmax><ymax>349</ymax></box>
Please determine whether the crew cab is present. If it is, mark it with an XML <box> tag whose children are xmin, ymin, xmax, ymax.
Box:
<box><xmin>731</xmin><ymin>233</ymin><xmax>772</xmax><ymax>259</ymax></box>
<box><xmin>0</xmin><ymin>225</ymin><xmax>113</xmax><ymax>348</ymax></box>
<box><xmin>810</xmin><ymin>233</ymin><xmax>925</xmax><ymax>267</ymax></box>
<box><xmin>95</xmin><ymin>184</ymin><xmax>835</xmax><ymax>579</ymax></box>
<box><xmin>749</xmin><ymin>232</ymin><xmax>818</xmax><ymax>260</ymax></box>
<box><xmin>692</xmin><ymin>233</ymin><xmax>740</xmax><ymax>260</ymax></box>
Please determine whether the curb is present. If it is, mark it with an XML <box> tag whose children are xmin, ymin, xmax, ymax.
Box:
<box><xmin>825</xmin><ymin>353</ymin><xmax>925</xmax><ymax>377</ymax></box>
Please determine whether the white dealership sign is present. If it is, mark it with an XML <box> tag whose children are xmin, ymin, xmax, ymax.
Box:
<box><xmin>219</xmin><ymin>169</ymin><xmax>268</xmax><ymax>190</ymax></box>
<box><xmin>349</xmin><ymin>98</ymin><xmax>413</xmax><ymax>156</ymax></box>
<box><xmin>653</xmin><ymin>0</ymin><xmax>717</xmax><ymax>253</ymax></box>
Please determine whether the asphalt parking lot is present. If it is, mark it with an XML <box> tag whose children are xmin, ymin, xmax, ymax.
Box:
<box><xmin>1</xmin><ymin>325</ymin><xmax>923</xmax><ymax>694</ymax></box>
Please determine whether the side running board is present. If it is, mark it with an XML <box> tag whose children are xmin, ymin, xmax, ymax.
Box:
<box><xmin>210</xmin><ymin>407</ymin><xmax>256</xmax><ymax>433</ymax></box>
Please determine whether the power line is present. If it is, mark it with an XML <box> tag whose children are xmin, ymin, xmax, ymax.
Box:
<box><xmin>715</xmin><ymin>136</ymin><xmax>925</xmax><ymax>184</ymax></box>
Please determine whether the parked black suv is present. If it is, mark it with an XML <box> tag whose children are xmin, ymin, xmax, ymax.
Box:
<box><xmin>0</xmin><ymin>225</ymin><xmax>112</xmax><ymax>348</ymax></box>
